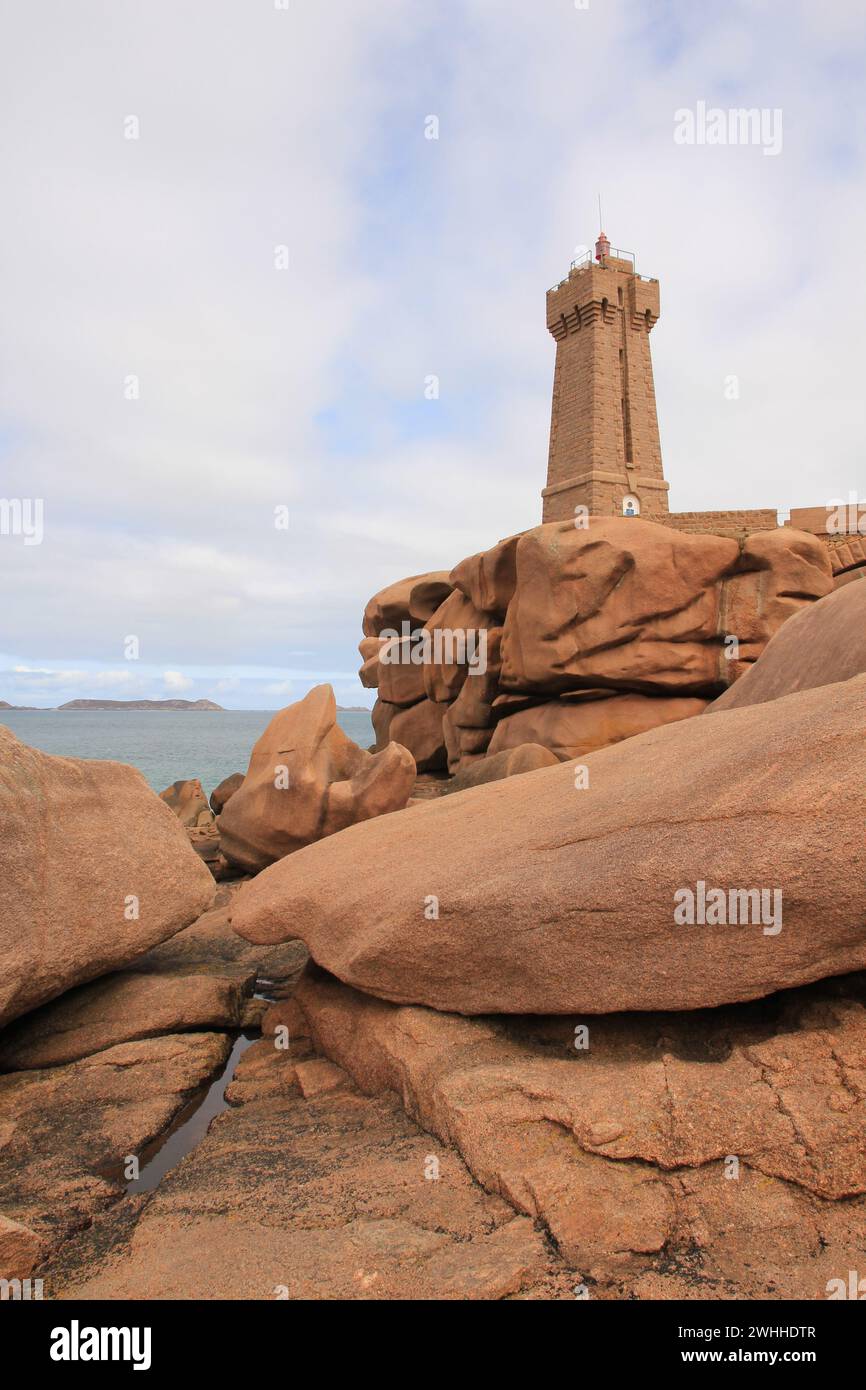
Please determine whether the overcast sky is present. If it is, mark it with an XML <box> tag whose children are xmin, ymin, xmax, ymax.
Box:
<box><xmin>1</xmin><ymin>0</ymin><xmax>864</xmax><ymax>709</ymax></box>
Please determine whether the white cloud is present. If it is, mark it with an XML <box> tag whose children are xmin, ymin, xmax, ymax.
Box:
<box><xmin>163</xmin><ymin>670</ymin><xmax>193</xmax><ymax>692</ymax></box>
<box><xmin>261</xmin><ymin>680</ymin><xmax>295</xmax><ymax>697</ymax></box>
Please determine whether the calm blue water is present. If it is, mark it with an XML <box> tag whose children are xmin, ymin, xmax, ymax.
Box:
<box><xmin>0</xmin><ymin>709</ymin><xmax>375</xmax><ymax>796</ymax></box>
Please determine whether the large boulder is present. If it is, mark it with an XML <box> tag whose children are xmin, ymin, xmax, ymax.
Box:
<box><xmin>361</xmin><ymin>519</ymin><xmax>832</xmax><ymax>777</ymax></box>
<box><xmin>376</xmin><ymin>635</ymin><xmax>428</xmax><ymax>707</ymax></box>
<box><xmin>389</xmin><ymin>698</ymin><xmax>449</xmax><ymax>773</ymax></box>
<box><xmin>499</xmin><ymin>519</ymin><xmax>832</xmax><ymax>697</ymax></box>
<box><xmin>358</xmin><ymin>636</ymin><xmax>386</xmax><ymax>690</ymax></box>
<box><xmin>233</xmin><ymin>676</ymin><xmax>866</xmax><ymax>1015</ymax></box>
<box><xmin>217</xmin><ymin>685</ymin><xmax>416</xmax><ymax>874</ymax></box>
<box><xmin>362</xmin><ymin>571</ymin><xmax>453</xmax><ymax>638</ymax></box>
<box><xmin>209</xmin><ymin>771</ymin><xmax>244</xmax><ymax>815</ymax></box>
<box><xmin>440</xmin><ymin>743</ymin><xmax>558</xmax><ymax>793</ymax></box>
<box><xmin>159</xmin><ymin>777</ymin><xmax>214</xmax><ymax>828</ymax></box>
<box><xmin>441</xmin><ymin>629</ymin><xmax>502</xmax><ymax>772</ymax></box>
<box><xmin>708</xmin><ymin>580</ymin><xmax>866</xmax><ymax>713</ymax></box>
<box><xmin>487</xmin><ymin>692</ymin><xmax>707</xmax><ymax>762</ymax></box>
<box><xmin>0</xmin><ymin>970</ymin><xmax>253</xmax><ymax>1071</ymax></box>
<box><xmin>0</xmin><ymin>727</ymin><xmax>215</xmax><ymax>1028</ymax></box>
<box><xmin>422</xmin><ymin>589</ymin><xmax>492</xmax><ymax>705</ymax></box>
<box><xmin>449</xmin><ymin>534</ymin><xmax>520</xmax><ymax>618</ymax></box>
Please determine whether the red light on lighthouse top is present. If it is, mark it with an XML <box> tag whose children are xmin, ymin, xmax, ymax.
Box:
<box><xmin>595</xmin><ymin>231</ymin><xmax>611</xmax><ymax>262</ymax></box>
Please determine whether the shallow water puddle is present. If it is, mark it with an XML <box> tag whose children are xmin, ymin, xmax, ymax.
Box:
<box><xmin>125</xmin><ymin>1029</ymin><xmax>257</xmax><ymax>1195</ymax></box>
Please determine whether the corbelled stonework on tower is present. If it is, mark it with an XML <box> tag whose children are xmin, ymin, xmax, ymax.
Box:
<box><xmin>542</xmin><ymin>232</ymin><xmax>669</xmax><ymax>523</ymax></box>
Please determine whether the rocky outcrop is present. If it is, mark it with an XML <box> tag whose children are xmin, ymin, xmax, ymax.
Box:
<box><xmin>291</xmin><ymin>965</ymin><xmax>866</xmax><ymax>1299</ymax></box>
<box><xmin>233</xmin><ymin>676</ymin><xmax>866</xmax><ymax>1015</ymax></box>
<box><xmin>159</xmin><ymin>778</ymin><xmax>215</xmax><ymax>829</ymax></box>
<box><xmin>217</xmin><ymin>685</ymin><xmax>416</xmax><ymax>874</ymax></box>
<box><xmin>362</xmin><ymin>518</ymin><xmax>832</xmax><ymax>773</ymax></box>
<box><xmin>389</xmin><ymin>699</ymin><xmax>449</xmax><ymax>773</ymax></box>
<box><xmin>487</xmin><ymin>692</ymin><xmax>707</xmax><ymax>761</ymax></box>
<box><xmin>0</xmin><ymin>881</ymin><xmax>306</xmax><ymax>1278</ymax></box>
<box><xmin>499</xmin><ymin>522</ymin><xmax>830</xmax><ymax>695</ymax></box>
<box><xmin>708</xmin><ymin>580</ymin><xmax>866</xmax><ymax>713</ymax></box>
<box><xmin>0</xmin><ymin>727</ymin><xmax>216</xmax><ymax>1029</ymax></box>
<box><xmin>0</xmin><ymin>1032</ymin><xmax>233</xmax><ymax>1265</ymax></box>
<box><xmin>0</xmin><ymin>971</ymin><xmax>256</xmax><ymax>1072</ymax></box>
<box><xmin>0</xmin><ymin>1213</ymin><xmax>44</xmax><ymax>1280</ymax></box>
<box><xmin>362</xmin><ymin>571</ymin><xmax>454</xmax><ymax>639</ymax></box>
<box><xmin>440</xmin><ymin>743</ymin><xmax>559</xmax><ymax>793</ymax></box>
<box><xmin>209</xmin><ymin>772</ymin><xmax>244</xmax><ymax>815</ymax></box>
<box><xmin>33</xmin><ymin>994</ymin><xmax>555</xmax><ymax>1300</ymax></box>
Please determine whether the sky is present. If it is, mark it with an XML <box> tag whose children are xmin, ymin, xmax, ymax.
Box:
<box><xmin>1</xmin><ymin>0</ymin><xmax>865</xmax><ymax>709</ymax></box>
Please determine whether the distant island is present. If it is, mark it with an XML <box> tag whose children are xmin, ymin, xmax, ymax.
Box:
<box><xmin>0</xmin><ymin>698</ymin><xmax>224</xmax><ymax>711</ymax></box>
<box><xmin>2</xmin><ymin>697</ymin><xmax>372</xmax><ymax>713</ymax></box>
<box><xmin>58</xmin><ymin>699</ymin><xmax>225</xmax><ymax>711</ymax></box>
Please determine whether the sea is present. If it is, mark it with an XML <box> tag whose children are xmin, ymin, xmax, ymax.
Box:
<box><xmin>0</xmin><ymin>709</ymin><xmax>376</xmax><ymax>797</ymax></box>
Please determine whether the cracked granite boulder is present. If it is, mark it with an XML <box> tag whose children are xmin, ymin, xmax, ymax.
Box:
<box><xmin>233</xmin><ymin>675</ymin><xmax>866</xmax><ymax>1014</ymax></box>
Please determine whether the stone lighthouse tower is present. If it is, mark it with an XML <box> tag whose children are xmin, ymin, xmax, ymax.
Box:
<box><xmin>541</xmin><ymin>233</ymin><xmax>669</xmax><ymax>523</ymax></box>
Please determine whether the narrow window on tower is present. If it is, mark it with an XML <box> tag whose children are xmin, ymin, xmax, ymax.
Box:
<box><xmin>619</xmin><ymin>348</ymin><xmax>633</xmax><ymax>464</ymax></box>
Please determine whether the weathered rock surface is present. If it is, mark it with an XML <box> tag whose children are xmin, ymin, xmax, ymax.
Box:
<box><xmin>358</xmin><ymin>636</ymin><xmax>386</xmax><ymax>689</ymax></box>
<box><xmin>0</xmin><ymin>971</ymin><xmax>254</xmax><ymax>1072</ymax></box>
<box><xmin>233</xmin><ymin>677</ymin><xmax>866</xmax><ymax>1015</ymax></box>
<box><xmin>0</xmin><ymin>1212</ymin><xmax>44</xmax><ymax>1280</ymax></box>
<box><xmin>38</xmin><ymin>1006</ymin><xmax>556</xmax><ymax>1301</ymax></box>
<box><xmin>291</xmin><ymin>964</ymin><xmax>866</xmax><ymax>1299</ymax></box>
<box><xmin>389</xmin><ymin>698</ymin><xmax>449</xmax><ymax>773</ymax></box>
<box><xmin>0</xmin><ymin>1032</ymin><xmax>232</xmax><ymax>1259</ymax></box>
<box><xmin>132</xmin><ymin>881</ymin><xmax>306</xmax><ymax>988</ymax></box>
<box><xmin>487</xmin><ymin>692</ymin><xmax>707</xmax><ymax>761</ymax></box>
<box><xmin>209</xmin><ymin>772</ymin><xmax>244</xmax><ymax>815</ymax></box>
<box><xmin>422</xmin><ymin>590</ymin><xmax>492</xmax><ymax>705</ymax></box>
<box><xmin>187</xmin><ymin>822</ymin><xmax>226</xmax><ymax>878</ymax></box>
<box><xmin>499</xmin><ymin>520</ymin><xmax>831</xmax><ymax>697</ymax></box>
<box><xmin>450</xmin><ymin>534</ymin><xmax>519</xmax><ymax>618</ymax></box>
<box><xmin>441</xmin><ymin>743</ymin><xmax>559</xmax><ymax>793</ymax></box>
<box><xmin>0</xmin><ymin>881</ymin><xmax>305</xmax><ymax>1274</ymax></box>
<box><xmin>708</xmin><ymin>580</ymin><xmax>866</xmax><ymax>713</ymax></box>
<box><xmin>159</xmin><ymin>778</ymin><xmax>214</xmax><ymax>828</ymax></box>
<box><xmin>217</xmin><ymin>685</ymin><xmax>415</xmax><ymax>874</ymax></box>
<box><xmin>364</xmin><ymin>518</ymin><xmax>832</xmax><ymax>776</ymax></box>
<box><xmin>441</xmin><ymin>629</ymin><xmax>502</xmax><ymax>771</ymax></box>
<box><xmin>362</xmin><ymin>571</ymin><xmax>453</xmax><ymax>638</ymax></box>
<box><xmin>0</xmin><ymin>727</ymin><xmax>216</xmax><ymax>1028</ymax></box>
<box><xmin>376</xmin><ymin>636</ymin><xmax>428</xmax><ymax>706</ymax></box>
